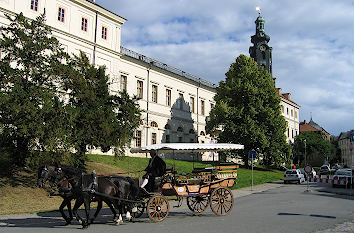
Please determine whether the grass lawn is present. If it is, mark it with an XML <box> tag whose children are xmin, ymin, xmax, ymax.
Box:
<box><xmin>0</xmin><ymin>154</ymin><xmax>284</xmax><ymax>215</ymax></box>
<box><xmin>87</xmin><ymin>154</ymin><xmax>284</xmax><ymax>189</ymax></box>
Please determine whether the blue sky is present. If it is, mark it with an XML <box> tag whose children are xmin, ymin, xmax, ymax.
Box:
<box><xmin>96</xmin><ymin>0</ymin><xmax>354</xmax><ymax>136</ymax></box>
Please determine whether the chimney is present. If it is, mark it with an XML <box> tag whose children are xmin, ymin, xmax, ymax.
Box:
<box><xmin>282</xmin><ymin>93</ymin><xmax>291</xmax><ymax>100</ymax></box>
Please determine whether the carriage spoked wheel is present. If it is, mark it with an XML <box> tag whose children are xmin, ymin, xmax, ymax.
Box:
<box><xmin>210</xmin><ymin>187</ymin><xmax>234</xmax><ymax>216</ymax></box>
<box><xmin>186</xmin><ymin>195</ymin><xmax>209</xmax><ymax>213</ymax></box>
<box><xmin>147</xmin><ymin>195</ymin><xmax>170</xmax><ymax>222</ymax></box>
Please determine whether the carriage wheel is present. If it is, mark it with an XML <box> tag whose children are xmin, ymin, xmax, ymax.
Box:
<box><xmin>210</xmin><ymin>187</ymin><xmax>234</xmax><ymax>216</ymax></box>
<box><xmin>147</xmin><ymin>195</ymin><xmax>169</xmax><ymax>222</ymax></box>
<box><xmin>132</xmin><ymin>202</ymin><xmax>145</xmax><ymax>218</ymax></box>
<box><xmin>186</xmin><ymin>195</ymin><xmax>209</xmax><ymax>213</ymax></box>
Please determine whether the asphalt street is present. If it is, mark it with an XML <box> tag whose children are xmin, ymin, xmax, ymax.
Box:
<box><xmin>0</xmin><ymin>182</ymin><xmax>353</xmax><ymax>233</ymax></box>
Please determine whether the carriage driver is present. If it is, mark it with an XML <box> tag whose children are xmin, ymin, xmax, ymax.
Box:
<box><xmin>140</xmin><ymin>150</ymin><xmax>166</xmax><ymax>192</ymax></box>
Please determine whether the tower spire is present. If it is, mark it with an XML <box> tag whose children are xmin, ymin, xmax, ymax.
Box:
<box><xmin>249</xmin><ymin>8</ymin><xmax>273</xmax><ymax>77</ymax></box>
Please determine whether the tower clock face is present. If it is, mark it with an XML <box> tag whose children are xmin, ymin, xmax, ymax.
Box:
<box><xmin>260</xmin><ymin>45</ymin><xmax>266</xmax><ymax>51</ymax></box>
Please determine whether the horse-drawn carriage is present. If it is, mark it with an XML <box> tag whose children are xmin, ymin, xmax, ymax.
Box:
<box><xmin>130</xmin><ymin>143</ymin><xmax>244</xmax><ymax>222</ymax></box>
<box><xmin>38</xmin><ymin>143</ymin><xmax>243</xmax><ymax>228</ymax></box>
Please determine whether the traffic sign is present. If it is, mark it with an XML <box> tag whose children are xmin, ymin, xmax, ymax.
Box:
<box><xmin>304</xmin><ymin>164</ymin><xmax>313</xmax><ymax>174</ymax></box>
<box><xmin>249</xmin><ymin>149</ymin><xmax>257</xmax><ymax>159</ymax></box>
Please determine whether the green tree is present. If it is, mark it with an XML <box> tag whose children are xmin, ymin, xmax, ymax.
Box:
<box><xmin>206</xmin><ymin>55</ymin><xmax>290</xmax><ymax>167</ymax></box>
<box><xmin>293</xmin><ymin>132</ymin><xmax>335</xmax><ymax>166</ymax></box>
<box><xmin>62</xmin><ymin>52</ymin><xmax>141</xmax><ymax>168</ymax></box>
<box><xmin>0</xmin><ymin>13</ymin><xmax>69</xmax><ymax>169</ymax></box>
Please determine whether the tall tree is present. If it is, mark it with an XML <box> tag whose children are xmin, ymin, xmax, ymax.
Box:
<box><xmin>0</xmin><ymin>13</ymin><xmax>68</xmax><ymax>167</ymax></box>
<box><xmin>293</xmin><ymin>132</ymin><xmax>335</xmax><ymax>166</ymax></box>
<box><xmin>206</xmin><ymin>55</ymin><xmax>290</xmax><ymax>167</ymax></box>
<box><xmin>62</xmin><ymin>52</ymin><xmax>141</xmax><ymax>167</ymax></box>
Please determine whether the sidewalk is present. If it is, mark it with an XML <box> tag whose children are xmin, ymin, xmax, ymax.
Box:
<box><xmin>232</xmin><ymin>181</ymin><xmax>283</xmax><ymax>198</ymax></box>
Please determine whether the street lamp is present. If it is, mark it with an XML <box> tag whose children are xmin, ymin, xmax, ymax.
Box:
<box><xmin>304</xmin><ymin>139</ymin><xmax>307</xmax><ymax>166</ymax></box>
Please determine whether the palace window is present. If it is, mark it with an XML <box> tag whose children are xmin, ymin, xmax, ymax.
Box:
<box><xmin>166</xmin><ymin>89</ymin><xmax>171</xmax><ymax>106</ymax></box>
<box><xmin>135</xmin><ymin>131</ymin><xmax>142</xmax><ymax>147</ymax></box>
<box><xmin>151</xmin><ymin>121</ymin><xmax>158</xmax><ymax>128</ymax></box>
<box><xmin>291</xmin><ymin>109</ymin><xmax>293</xmax><ymax>117</ymax></box>
<box><xmin>58</xmin><ymin>7</ymin><xmax>65</xmax><ymax>22</ymax></box>
<box><xmin>201</xmin><ymin>100</ymin><xmax>205</xmax><ymax>116</ymax></box>
<box><xmin>165</xmin><ymin>135</ymin><xmax>170</xmax><ymax>143</ymax></box>
<box><xmin>137</xmin><ymin>80</ymin><xmax>143</xmax><ymax>98</ymax></box>
<box><xmin>152</xmin><ymin>85</ymin><xmax>158</xmax><ymax>103</ymax></box>
<box><xmin>164</xmin><ymin>124</ymin><xmax>171</xmax><ymax>130</ymax></box>
<box><xmin>177</xmin><ymin>126</ymin><xmax>183</xmax><ymax>132</ymax></box>
<box><xmin>200</xmin><ymin>131</ymin><xmax>206</xmax><ymax>136</ymax></box>
<box><xmin>210</xmin><ymin>103</ymin><xmax>215</xmax><ymax>110</ymax></box>
<box><xmin>178</xmin><ymin>93</ymin><xmax>183</xmax><ymax>110</ymax></box>
<box><xmin>190</xmin><ymin>97</ymin><xmax>195</xmax><ymax>113</ymax></box>
<box><xmin>30</xmin><ymin>0</ymin><xmax>39</xmax><ymax>11</ymax></box>
<box><xmin>101</xmin><ymin>26</ymin><xmax>107</xmax><ymax>40</ymax></box>
<box><xmin>120</xmin><ymin>75</ymin><xmax>127</xmax><ymax>91</ymax></box>
<box><xmin>178</xmin><ymin>137</ymin><xmax>183</xmax><ymax>143</ymax></box>
<box><xmin>81</xmin><ymin>17</ymin><xmax>88</xmax><ymax>32</ymax></box>
<box><xmin>151</xmin><ymin>133</ymin><xmax>157</xmax><ymax>144</ymax></box>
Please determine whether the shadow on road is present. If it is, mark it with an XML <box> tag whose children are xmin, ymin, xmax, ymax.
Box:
<box><xmin>0</xmin><ymin>208</ymin><xmax>218</xmax><ymax>229</ymax></box>
<box><xmin>278</xmin><ymin>212</ymin><xmax>336</xmax><ymax>219</ymax></box>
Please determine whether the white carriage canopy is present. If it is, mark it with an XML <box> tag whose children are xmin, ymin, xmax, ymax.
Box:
<box><xmin>130</xmin><ymin>143</ymin><xmax>244</xmax><ymax>154</ymax></box>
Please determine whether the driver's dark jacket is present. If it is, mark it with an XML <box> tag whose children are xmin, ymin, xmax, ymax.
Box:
<box><xmin>145</xmin><ymin>155</ymin><xmax>166</xmax><ymax>177</ymax></box>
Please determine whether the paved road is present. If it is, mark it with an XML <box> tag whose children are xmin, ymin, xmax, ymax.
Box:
<box><xmin>0</xmin><ymin>183</ymin><xmax>353</xmax><ymax>233</ymax></box>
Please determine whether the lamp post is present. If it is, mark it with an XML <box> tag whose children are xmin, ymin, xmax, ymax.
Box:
<box><xmin>304</xmin><ymin>139</ymin><xmax>307</xmax><ymax>166</ymax></box>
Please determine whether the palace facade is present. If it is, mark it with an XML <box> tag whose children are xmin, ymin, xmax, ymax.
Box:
<box><xmin>0</xmin><ymin>0</ymin><xmax>299</xmax><ymax>160</ymax></box>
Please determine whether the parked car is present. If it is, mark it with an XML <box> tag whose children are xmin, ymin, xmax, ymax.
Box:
<box><xmin>330</xmin><ymin>164</ymin><xmax>342</xmax><ymax>174</ymax></box>
<box><xmin>319</xmin><ymin>165</ymin><xmax>330</xmax><ymax>176</ymax></box>
<box><xmin>284</xmin><ymin>169</ymin><xmax>305</xmax><ymax>184</ymax></box>
<box><xmin>332</xmin><ymin>169</ymin><xmax>353</xmax><ymax>188</ymax></box>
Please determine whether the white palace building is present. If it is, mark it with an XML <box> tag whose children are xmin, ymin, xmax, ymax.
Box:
<box><xmin>0</xmin><ymin>0</ymin><xmax>300</xmax><ymax>160</ymax></box>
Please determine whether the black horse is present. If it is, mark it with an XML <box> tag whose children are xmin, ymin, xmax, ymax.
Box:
<box><xmin>38</xmin><ymin>165</ymin><xmax>139</xmax><ymax>228</ymax></box>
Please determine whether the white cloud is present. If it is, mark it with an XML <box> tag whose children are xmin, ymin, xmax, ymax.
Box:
<box><xmin>97</xmin><ymin>0</ymin><xmax>354</xmax><ymax>135</ymax></box>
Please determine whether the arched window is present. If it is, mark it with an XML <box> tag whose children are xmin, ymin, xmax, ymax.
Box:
<box><xmin>139</xmin><ymin>120</ymin><xmax>144</xmax><ymax>125</ymax></box>
<box><xmin>164</xmin><ymin>124</ymin><xmax>171</xmax><ymax>130</ymax></box>
<box><xmin>200</xmin><ymin>131</ymin><xmax>206</xmax><ymax>136</ymax></box>
<box><xmin>177</xmin><ymin>126</ymin><xmax>183</xmax><ymax>132</ymax></box>
<box><xmin>151</xmin><ymin>121</ymin><xmax>158</xmax><ymax>127</ymax></box>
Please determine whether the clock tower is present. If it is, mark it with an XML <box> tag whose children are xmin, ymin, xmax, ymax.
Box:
<box><xmin>249</xmin><ymin>11</ymin><xmax>273</xmax><ymax>78</ymax></box>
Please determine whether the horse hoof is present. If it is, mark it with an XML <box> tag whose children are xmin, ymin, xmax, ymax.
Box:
<box><xmin>64</xmin><ymin>221</ymin><xmax>71</xmax><ymax>226</ymax></box>
<box><xmin>115</xmin><ymin>219</ymin><xmax>123</xmax><ymax>225</ymax></box>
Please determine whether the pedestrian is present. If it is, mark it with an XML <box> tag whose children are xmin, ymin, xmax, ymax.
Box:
<box><xmin>292</xmin><ymin>164</ymin><xmax>296</xmax><ymax>169</ymax></box>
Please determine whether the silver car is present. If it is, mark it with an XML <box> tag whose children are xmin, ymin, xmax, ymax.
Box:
<box><xmin>284</xmin><ymin>169</ymin><xmax>305</xmax><ymax>184</ymax></box>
